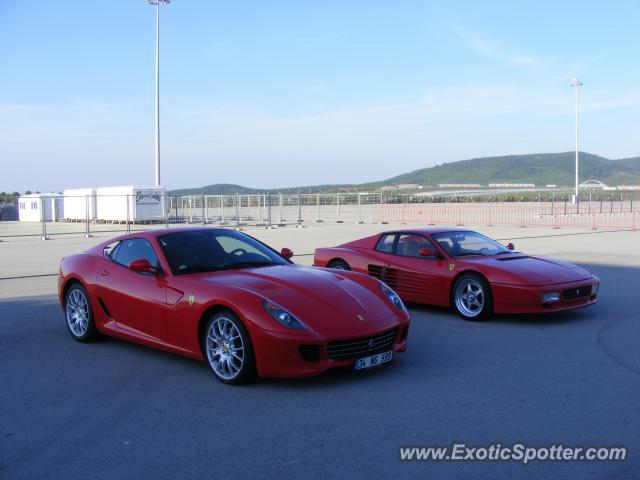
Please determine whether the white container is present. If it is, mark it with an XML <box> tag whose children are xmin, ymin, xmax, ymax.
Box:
<box><xmin>63</xmin><ymin>188</ymin><xmax>97</xmax><ymax>221</ymax></box>
<box><xmin>96</xmin><ymin>186</ymin><xmax>166</xmax><ymax>222</ymax></box>
<box><xmin>18</xmin><ymin>193</ymin><xmax>64</xmax><ymax>222</ymax></box>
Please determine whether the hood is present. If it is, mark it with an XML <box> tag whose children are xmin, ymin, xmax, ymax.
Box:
<box><xmin>195</xmin><ymin>264</ymin><xmax>397</xmax><ymax>330</ymax></box>
<box><xmin>464</xmin><ymin>255</ymin><xmax>593</xmax><ymax>286</ymax></box>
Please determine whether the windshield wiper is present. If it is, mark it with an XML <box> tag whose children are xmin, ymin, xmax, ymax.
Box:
<box><xmin>494</xmin><ymin>251</ymin><xmax>513</xmax><ymax>255</ymax></box>
<box><xmin>177</xmin><ymin>266</ymin><xmax>222</xmax><ymax>274</ymax></box>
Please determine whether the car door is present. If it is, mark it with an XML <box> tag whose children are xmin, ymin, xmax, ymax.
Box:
<box><xmin>386</xmin><ymin>233</ymin><xmax>448</xmax><ymax>303</ymax></box>
<box><xmin>97</xmin><ymin>238</ymin><xmax>167</xmax><ymax>341</ymax></box>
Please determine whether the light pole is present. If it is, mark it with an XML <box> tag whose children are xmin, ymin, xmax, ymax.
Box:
<box><xmin>570</xmin><ymin>78</ymin><xmax>582</xmax><ymax>203</ymax></box>
<box><xmin>148</xmin><ymin>0</ymin><xmax>170</xmax><ymax>187</ymax></box>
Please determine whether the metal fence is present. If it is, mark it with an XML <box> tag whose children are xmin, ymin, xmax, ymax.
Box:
<box><xmin>0</xmin><ymin>192</ymin><xmax>637</xmax><ymax>240</ymax></box>
<box><xmin>374</xmin><ymin>203</ymin><xmax>639</xmax><ymax>230</ymax></box>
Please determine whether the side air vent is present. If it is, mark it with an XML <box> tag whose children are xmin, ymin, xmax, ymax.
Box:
<box><xmin>98</xmin><ymin>298</ymin><xmax>112</xmax><ymax>318</ymax></box>
<box><xmin>367</xmin><ymin>265</ymin><xmax>398</xmax><ymax>289</ymax></box>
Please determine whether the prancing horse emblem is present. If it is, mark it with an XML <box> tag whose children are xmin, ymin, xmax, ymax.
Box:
<box><xmin>188</xmin><ymin>294</ymin><xmax>195</xmax><ymax>305</ymax></box>
<box><xmin>357</xmin><ymin>314</ymin><xmax>365</xmax><ymax>321</ymax></box>
<box><xmin>367</xmin><ymin>339</ymin><xmax>375</xmax><ymax>349</ymax></box>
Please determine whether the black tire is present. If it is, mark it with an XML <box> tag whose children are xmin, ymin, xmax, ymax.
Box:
<box><xmin>64</xmin><ymin>283</ymin><xmax>100</xmax><ymax>342</ymax></box>
<box><xmin>327</xmin><ymin>259</ymin><xmax>351</xmax><ymax>271</ymax></box>
<box><xmin>202</xmin><ymin>310</ymin><xmax>257</xmax><ymax>385</ymax></box>
<box><xmin>451</xmin><ymin>273</ymin><xmax>493</xmax><ymax>321</ymax></box>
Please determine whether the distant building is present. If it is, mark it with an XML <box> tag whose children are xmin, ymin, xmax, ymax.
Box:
<box><xmin>437</xmin><ymin>183</ymin><xmax>483</xmax><ymax>188</ymax></box>
<box><xmin>380</xmin><ymin>184</ymin><xmax>423</xmax><ymax>191</ymax></box>
<box><xmin>18</xmin><ymin>193</ymin><xmax>64</xmax><ymax>222</ymax></box>
<box><xmin>578</xmin><ymin>180</ymin><xmax>607</xmax><ymax>189</ymax></box>
<box><xmin>63</xmin><ymin>188</ymin><xmax>97</xmax><ymax>221</ymax></box>
<box><xmin>96</xmin><ymin>186</ymin><xmax>166</xmax><ymax>222</ymax></box>
<box><xmin>489</xmin><ymin>183</ymin><xmax>536</xmax><ymax>188</ymax></box>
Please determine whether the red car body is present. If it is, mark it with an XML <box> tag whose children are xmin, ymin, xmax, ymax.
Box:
<box><xmin>314</xmin><ymin>228</ymin><xmax>599</xmax><ymax>316</ymax></box>
<box><xmin>58</xmin><ymin>228</ymin><xmax>409</xmax><ymax>379</ymax></box>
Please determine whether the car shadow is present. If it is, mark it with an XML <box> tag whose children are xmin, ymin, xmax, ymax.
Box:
<box><xmin>1</xmin><ymin>259</ymin><xmax>636</xmax><ymax>388</ymax></box>
<box><xmin>403</xmin><ymin>261</ymin><xmax>632</xmax><ymax>326</ymax></box>
<box><xmin>403</xmin><ymin>301</ymin><xmax>589</xmax><ymax>326</ymax></box>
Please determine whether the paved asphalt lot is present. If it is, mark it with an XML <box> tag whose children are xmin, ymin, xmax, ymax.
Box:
<box><xmin>1</xmin><ymin>226</ymin><xmax>639</xmax><ymax>479</ymax></box>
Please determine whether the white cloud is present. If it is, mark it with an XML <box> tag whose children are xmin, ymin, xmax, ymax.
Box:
<box><xmin>456</xmin><ymin>28</ymin><xmax>543</xmax><ymax>67</ymax></box>
<box><xmin>2</xmin><ymin>84</ymin><xmax>640</xmax><ymax>191</ymax></box>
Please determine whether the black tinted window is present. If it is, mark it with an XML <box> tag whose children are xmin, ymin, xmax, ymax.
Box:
<box><xmin>375</xmin><ymin>234</ymin><xmax>396</xmax><ymax>254</ymax></box>
<box><xmin>157</xmin><ymin>230</ymin><xmax>287</xmax><ymax>275</ymax></box>
<box><xmin>114</xmin><ymin>239</ymin><xmax>159</xmax><ymax>268</ymax></box>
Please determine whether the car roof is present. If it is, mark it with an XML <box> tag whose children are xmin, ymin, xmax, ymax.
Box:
<box><xmin>381</xmin><ymin>227</ymin><xmax>472</xmax><ymax>236</ymax></box>
<box><xmin>117</xmin><ymin>227</ymin><xmax>237</xmax><ymax>240</ymax></box>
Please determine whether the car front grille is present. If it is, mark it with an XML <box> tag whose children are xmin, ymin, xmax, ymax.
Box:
<box><xmin>563</xmin><ymin>285</ymin><xmax>592</xmax><ymax>300</ymax></box>
<box><xmin>327</xmin><ymin>328</ymin><xmax>398</xmax><ymax>360</ymax></box>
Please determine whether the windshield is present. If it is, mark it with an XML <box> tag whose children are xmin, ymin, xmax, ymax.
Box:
<box><xmin>157</xmin><ymin>230</ymin><xmax>288</xmax><ymax>275</ymax></box>
<box><xmin>431</xmin><ymin>231</ymin><xmax>510</xmax><ymax>257</ymax></box>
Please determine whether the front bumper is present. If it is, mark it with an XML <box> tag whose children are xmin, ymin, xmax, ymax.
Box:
<box><xmin>250</xmin><ymin>315</ymin><xmax>410</xmax><ymax>378</ymax></box>
<box><xmin>492</xmin><ymin>276</ymin><xmax>599</xmax><ymax>315</ymax></box>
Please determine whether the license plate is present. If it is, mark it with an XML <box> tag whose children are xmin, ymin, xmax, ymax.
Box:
<box><xmin>353</xmin><ymin>351</ymin><xmax>393</xmax><ymax>370</ymax></box>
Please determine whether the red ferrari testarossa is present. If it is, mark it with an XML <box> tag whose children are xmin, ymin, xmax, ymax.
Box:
<box><xmin>59</xmin><ymin>228</ymin><xmax>409</xmax><ymax>384</ymax></box>
<box><xmin>314</xmin><ymin>228</ymin><xmax>599</xmax><ymax>320</ymax></box>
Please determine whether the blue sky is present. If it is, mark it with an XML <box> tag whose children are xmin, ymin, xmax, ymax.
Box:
<box><xmin>1</xmin><ymin>0</ymin><xmax>639</xmax><ymax>191</ymax></box>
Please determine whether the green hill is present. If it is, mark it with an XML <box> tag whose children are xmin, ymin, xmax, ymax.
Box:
<box><xmin>169</xmin><ymin>152</ymin><xmax>640</xmax><ymax>194</ymax></box>
<box><xmin>371</xmin><ymin>152</ymin><xmax>640</xmax><ymax>187</ymax></box>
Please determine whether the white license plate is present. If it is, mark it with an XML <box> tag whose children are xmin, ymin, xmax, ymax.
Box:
<box><xmin>353</xmin><ymin>351</ymin><xmax>393</xmax><ymax>370</ymax></box>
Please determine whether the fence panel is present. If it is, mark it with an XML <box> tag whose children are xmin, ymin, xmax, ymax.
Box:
<box><xmin>2</xmin><ymin>192</ymin><xmax>638</xmax><ymax>240</ymax></box>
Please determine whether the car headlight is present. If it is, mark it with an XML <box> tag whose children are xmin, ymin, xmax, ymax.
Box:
<box><xmin>262</xmin><ymin>300</ymin><xmax>307</xmax><ymax>330</ymax></box>
<box><xmin>592</xmin><ymin>282</ymin><xmax>599</xmax><ymax>295</ymax></box>
<box><xmin>379</xmin><ymin>283</ymin><xmax>406</xmax><ymax>311</ymax></box>
<box><xmin>541</xmin><ymin>292</ymin><xmax>561</xmax><ymax>303</ymax></box>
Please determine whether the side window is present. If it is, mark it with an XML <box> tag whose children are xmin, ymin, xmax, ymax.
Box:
<box><xmin>113</xmin><ymin>239</ymin><xmax>159</xmax><ymax>269</ymax></box>
<box><xmin>104</xmin><ymin>241</ymin><xmax>120</xmax><ymax>260</ymax></box>
<box><xmin>396</xmin><ymin>234</ymin><xmax>436</xmax><ymax>258</ymax></box>
<box><xmin>375</xmin><ymin>234</ymin><xmax>396</xmax><ymax>254</ymax></box>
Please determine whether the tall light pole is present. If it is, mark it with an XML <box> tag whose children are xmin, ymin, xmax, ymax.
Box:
<box><xmin>148</xmin><ymin>0</ymin><xmax>170</xmax><ymax>187</ymax></box>
<box><xmin>570</xmin><ymin>78</ymin><xmax>582</xmax><ymax>203</ymax></box>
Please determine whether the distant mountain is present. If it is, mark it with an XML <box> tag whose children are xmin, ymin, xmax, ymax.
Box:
<box><xmin>372</xmin><ymin>152</ymin><xmax>640</xmax><ymax>187</ymax></box>
<box><xmin>169</xmin><ymin>183</ymin><xmax>356</xmax><ymax>196</ymax></box>
<box><xmin>171</xmin><ymin>184</ymin><xmax>260</xmax><ymax>196</ymax></box>
<box><xmin>169</xmin><ymin>152</ymin><xmax>640</xmax><ymax>195</ymax></box>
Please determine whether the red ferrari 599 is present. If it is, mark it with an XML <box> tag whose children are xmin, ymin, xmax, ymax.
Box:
<box><xmin>59</xmin><ymin>228</ymin><xmax>409</xmax><ymax>384</ymax></box>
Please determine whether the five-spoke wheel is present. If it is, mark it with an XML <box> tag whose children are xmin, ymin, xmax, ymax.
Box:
<box><xmin>452</xmin><ymin>274</ymin><xmax>493</xmax><ymax>321</ymax></box>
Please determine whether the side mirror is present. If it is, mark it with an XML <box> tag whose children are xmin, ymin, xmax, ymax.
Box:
<box><xmin>418</xmin><ymin>247</ymin><xmax>438</xmax><ymax>258</ymax></box>
<box><xmin>280</xmin><ymin>247</ymin><xmax>294</xmax><ymax>260</ymax></box>
<box><xmin>507</xmin><ymin>243</ymin><xmax>515</xmax><ymax>251</ymax></box>
<box><xmin>128</xmin><ymin>258</ymin><xmax>161</xmax><ymax>275</ymax></box>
